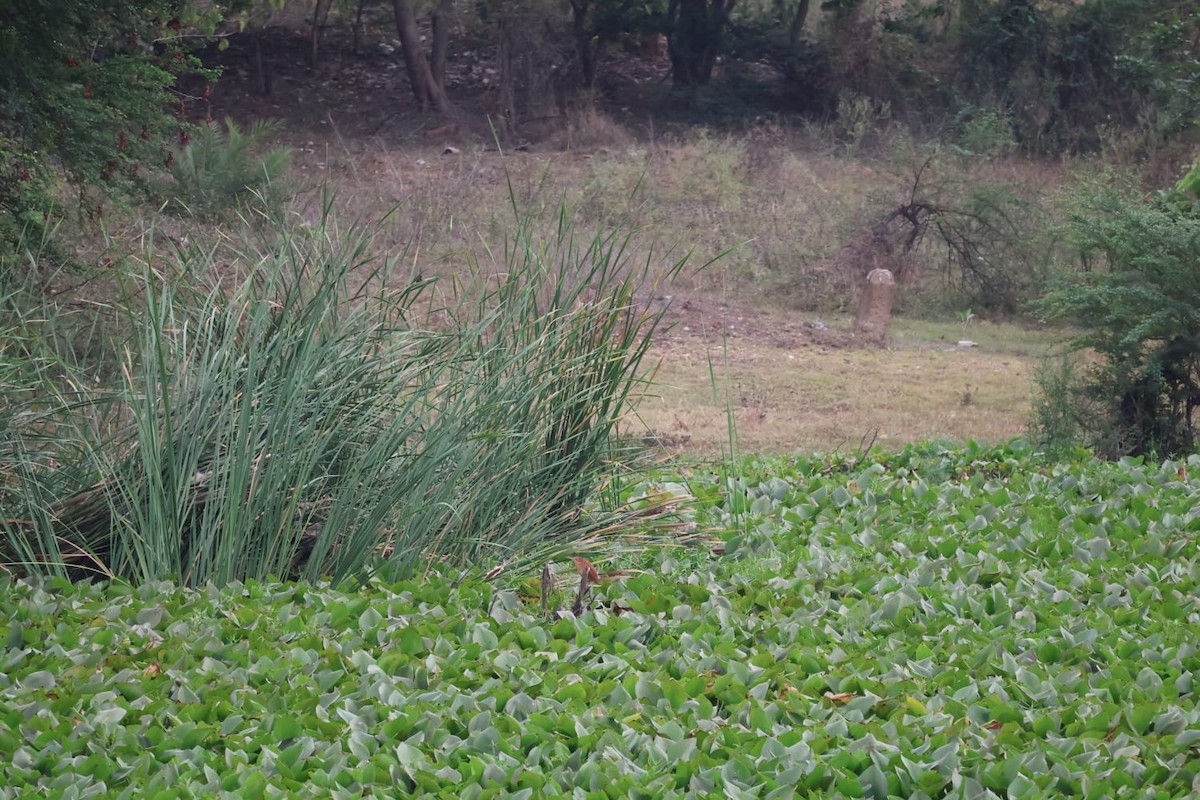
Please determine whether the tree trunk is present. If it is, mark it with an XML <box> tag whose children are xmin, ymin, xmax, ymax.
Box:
<box><xmin>310</xmin><ymin>0</ymin><xmax>333</xmax><ymax>65</ymax></box>
<box><xmin>252</xmin><ymin>31</ymin><xmax>272</xmax><ymax>95</ymax></box>
<box><xmin>391</xmin><ymin>0</ymin><xmax>450</xmax><ymax>113</ymax></box>
<box><xmin>353</xmin><ymin>0</ymin><xmax>367</xmax><ymax>54</ymax></box>
<box><xmin>788</xmin><ymin>0</ymin><xmax>811</xmax><ymax>45</ymax></box>
<box><xmin>431</xmin><ymin>0</ymin><xmax>452</xmax><ymax>90</ymax></box>
<box><xmin>496</xmin><ymin>17</ymin><xmax>516</xmax><ymax>137</ymax></box>
<box><xmin>667</xmin><ymin>0</ymin><xmax>735</xmax><ymax>86</ymax></box>
<box><xmin>568</xmin><ymin>0</ymin><xmax>597</xmax><ymax>88</ymax></box>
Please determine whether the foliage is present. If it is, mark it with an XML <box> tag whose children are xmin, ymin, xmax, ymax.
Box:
<box><xmin>843</xmin><ymin>153</ymin><xmax>1049</xmax><ymax>314</ymax></box>
<box><xmin>0</xmin><ymin>201</ymin><xmax>687</xmax><ymax>586</ymax></box>
<box><xmin>668</xmin><ymin>0</ymin><xmax>738</xmax><ymax>86</ymax></box>
<box><xmin>3</xmin><ymin>443</ymin><xmax>1200</xmax><ymax>797</ymax></box>
<box><xmin>1163</xmin><ymin>161</ymin><xmax>1200</xmax><ymax>213</ymax></box>
<box><xmin>159</xmin><ymin>116</ymin><xmax>293</xmax><ymax>220</ymax></box>
<box><xmin>1029</xmin><ymin>352</ymin><xmax>1089</xmax><ymax>457</ymax></box>
<box><xmin>952</xmin><ymin>106</ymin><xmax>1017</xmax><ymax>158</ymax></box>
<box><xmin>0</xmin><ymin>0</ymin><xmax>218</xmax><ymax>257</ymax></box>
<box><xmin>909</xmin><ymin>0</ymin><xmax>1199</xmax><ymax>154</ymax></box>
<box><xmin>832</xmin><ymin>90</ymin><xmax>891</xmax><ymax>152</ymax></box>
<box><xmin>1033</xmin><ymin>167</ymin><xmax>1200</xmax><ymax>457</ymax></box>
<box><xmin>566</xmin><ymin>0</ymin><xmax>667</xmax><ymax>87</ymax></box>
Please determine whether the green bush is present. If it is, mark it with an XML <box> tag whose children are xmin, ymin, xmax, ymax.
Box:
<box><xmin>1029</xmin><ymin>352</ymin><xmax>1090</xmax><ymax>457</ymax></box>
<box><xmin>1033</xmin><ymin>166</ymin><xmax>1200</xmax><ymax>457</ymax></box>
<box><xmin>0</xmin><ymin>1</ymin><xmax>218</xmax><ymax>255</ymax></box>
<box><xmin>159</xmin><ymin>117</ymin><xmax>293</xmax><ymax>220</ymax></box>
<box><xmin>1</xmin><ymin>201</ymin><xmax>686</xmax><ymax>586</ymax></box>
<box><xmin>863</xmin><ymin>0</ymin><xmax>1199</xmax><ymax>155</ymax></box>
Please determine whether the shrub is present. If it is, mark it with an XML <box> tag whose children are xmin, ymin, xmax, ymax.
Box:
<box><xmin>1029</xmin><ymin>352</ymin><xmax>1090</xmax><ymax>457</ymax></box>
<box><xmin>159</xmin><ymin>117</ymin><xmax>293</xmax><ymax>220</ymax></box>
<box><xmin>857</xmin><ymin>0</ymin><xmax>1200</xmax><ymax>155</ymax></box>
<box><xmin>827</xmin><ymin>153</ymin><xmax>1050</xmax><ymax>315</ymax></box>
<box><xmin>1</xmin><ymin>200</ymin><xmax>687</xmax><ymax>586</ymax></box>
<box><xmin>1033</xmin><ymin>166</ymin><xmax>1200</xmax><ymax>457</ymax></box>
<box><xmin>0</xmin><ymin>1</ymin><xmax>218</xmax><ymax>256</ymax></box>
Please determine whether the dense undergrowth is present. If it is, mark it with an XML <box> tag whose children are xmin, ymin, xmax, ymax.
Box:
<box><xmin>0</xmin><ymin>201</ymin><xmax>688</xmax><ymax>586</ymax></box>
<box><xmin>2</xmin><ymin>442</ymin><xmax>1199</xmax><ymax>798</ymax></box>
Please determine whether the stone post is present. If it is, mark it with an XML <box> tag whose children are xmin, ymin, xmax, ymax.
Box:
<box><xmin>855</xmin><ymin>268</ymin><xmax>895</xmax><ymax>345</ymax></box>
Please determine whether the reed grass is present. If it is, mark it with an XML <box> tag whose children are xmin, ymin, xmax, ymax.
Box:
<box><xmin>1</xmin><ymin>197</ymin><xmax>690</xmax><ymax>586</ymax></box>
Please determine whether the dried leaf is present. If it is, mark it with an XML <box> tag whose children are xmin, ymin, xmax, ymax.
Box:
<box><xmin>823</xmin><ymin>691</ymin><xmax>855</xmax><ymax>703</ymax></box>
<box><xmin>570</xmin><ymin>556</ymin><xmax>600</xmax><ymax>582</ymax></box>
<box><xmin>599</xmin><ymin>569</ymin><xmax>642</xmax><ymax>581</ymax></box>
<box><xmin>541</xmin><ymin>564</ymin><xmax>557</xmax><ymax>617</ymax></box>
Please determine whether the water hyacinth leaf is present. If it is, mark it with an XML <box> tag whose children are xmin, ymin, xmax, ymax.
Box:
<box><xmin>394</xmin><ymin>742</ymin><xmax>423</xmax><ymax>766</ymax></box>
<box><xmin>358</xmin><ymin>606</ymin><xmax>383</xmax><ymax>631</ymax></box>
<box><xmin>271</xmin><ymin>716</ymin><xmax>304</xmax><ymax>741</ymax></box>
<box><xmin>1</xmin><ymin>445</ymin><xmax>1199</xmax><ymax>794</ymax></box>
<box><xmin>20</xmin><ymin>671</ymin><xmax>56</xmax><ymax>690</ymax></box>
<box><xmin>1125</xmin><ymin>704</ymin><xmax>1157</xmax><ymax>735</ymax></box>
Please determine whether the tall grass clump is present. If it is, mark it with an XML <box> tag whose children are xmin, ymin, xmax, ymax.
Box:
<box><xmin>159</xmin><ymin>117</ymin><xmax>292</xmax><ymax>220</ymax></box>
<box><xmin>1</xmin><ymin>199</ymin><xmax>687</xmax><ymax>587</ymax></box>
<box><xmin>1</xmin><ymin>231</ymin><xmax>120</xmax><ymax>557</ymax></box>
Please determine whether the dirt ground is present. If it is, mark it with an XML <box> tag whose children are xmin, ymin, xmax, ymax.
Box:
<box><xmin>635</xmin><ymin>310</ymin><xmax>1048</xmax><ymax>456</ymax></box>
<box><xmin>201</xmin><ymin>27</ymin><xmax>1053</xmax><ymax>456</ymax></box>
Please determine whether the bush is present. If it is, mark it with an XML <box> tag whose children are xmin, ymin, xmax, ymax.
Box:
<box><xmin>1033</xmin><ymin>166</ymin><xmax>1200</xmax><ymax>457</ymax></box>
<box><xmin>0</xmin><ymin>1</ymin><xmax>218</xmax><ymax>256</ymax></box>
<box><xmin>825</xmin><ymin>152</ymin><xmax>1051</xmax><ymax>315</ymax></box>
<box><xmin>859</xmin><ymin>0</ymin><xmax>1200</xmax><ymax>155</ymax></box>
<box><xmin>1029</xmin><ymin>352</ymin><xmax>1090</xmax><ymax>457</ymax></box>
<box><xmin>1</xmin><ymin>200</ymin><xmax>687</xmax><ymax>586</ymax></box>
<box><xmin>159</xmin><ymin>117</ymin><xmax>293</xmax><ymax>220</ymax></box>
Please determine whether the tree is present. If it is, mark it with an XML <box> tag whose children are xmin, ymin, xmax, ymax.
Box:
<box><xmin>667</xmin><ymin>0</ymin><xmax>737</xmax><ymax>86</ymax></box>
<box><xmin>567</xmin><ymin>0</ymin><xmax>666</xmax><ymax>89</ymax></box>
<box><xmin>0</xmin><ymin>0</ymin><xmax>216</xmax><ymax>257</ymax></box>
<box><xmin>934</xmin><ymin>0</ymin><xmax>1199</xmax><ymax>151</ymax></box>
<box><xmin>1034</xmin><ymin>166</ymin><xmax>1200</xmax><ymax>457</ymax></box>
<box><xmin>787</xmin><ymin>0</ymin><xmax>812</xmax><ymax>45</ymax></box>
<box><xmin>392</xmin><ymin>0</ymin><xmax>451</xmax><ymax>112</ymax></box>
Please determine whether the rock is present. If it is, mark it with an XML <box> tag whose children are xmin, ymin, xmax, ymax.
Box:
<box><xmin>854</xmin><ymin>268</ymin><xmax>895</xmax><ymax>345</ymax></box>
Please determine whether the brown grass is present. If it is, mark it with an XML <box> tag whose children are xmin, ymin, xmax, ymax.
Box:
<box><xmin>248</xmin><ymin>123</ymin><xmax>1080</xmax><ymax>456</ymax></box>
<box><xmin>280</xmin><ymin>125</ymin><xmax>894</xmax><ymax>296</ymax></box>
<box><xmin>629</xmin><ymin>313</ymin><xmax>1060</xmax><ymax>457</ymax></box>
<box><xmin>62</xmin><ymin>112</ymin><xmax>1076</xmax><ymax>457</ymax></box>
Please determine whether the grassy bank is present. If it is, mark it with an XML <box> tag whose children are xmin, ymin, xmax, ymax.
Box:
<box><xmin>1</xmin><ymin>204</ymin><xmax>686</xmax><ymax>586</ymax></box>
<box><xmin>631</xmin><ymin>313</ymin><xmax>1060</xmax><ymax>457</ymax></box>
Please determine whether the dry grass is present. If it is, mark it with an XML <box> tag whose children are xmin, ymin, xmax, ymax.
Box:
<box><xmin>244</xmin><ymin>122</ymin><xmax>1079</xmax><ymax>457</ymax></box>
<box><xmin>278</xmin><ymin>119</ymin><xmax>1069</xmax><ymax>317</ymax></box>
<box><xmin>629</xmin><ymin>313</ymin><xmax>1061</xmax><ymax>457</ymax></box>
<box><xmin>54</xmin><ymin>114</ymin><xmax>1074</xmax><ymax>458</ymax></box>
<box><xmin>280</xmin><ymin>123</ymin><xmax>893</xmax><ymax>298</ymax></box>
